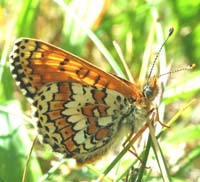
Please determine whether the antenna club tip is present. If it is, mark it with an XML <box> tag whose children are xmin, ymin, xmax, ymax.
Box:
<box><xmin>169</xmin><ymin>27</ymin><xmax>174</xmax><ymax>36</ymax></box>
<box><xmin>190</xmin><ymin>63</ymin><xmax>196</xmax><ymax>69</ymax></box>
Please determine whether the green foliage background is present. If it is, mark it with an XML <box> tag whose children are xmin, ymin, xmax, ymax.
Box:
<box><xmin>0</xmin><ymin>0</ymin><xmax>199</xmax><ymax>181</ymax></box>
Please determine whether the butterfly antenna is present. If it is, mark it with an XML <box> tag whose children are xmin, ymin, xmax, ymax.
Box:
<box><xmin>159</xmin><ymin>63</ymin><xmax>196</xmax><ymax>77</ymax></box>
<box><xmin>148</xmin><ymin>27</ymin><xmax>174</xmax><ymax>80</ymax></box>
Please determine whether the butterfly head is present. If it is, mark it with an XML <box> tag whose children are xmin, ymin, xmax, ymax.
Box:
<box><xmin>142</xmin><ymin>75</ymin><xmax>158</xmax><ymax>101</ymax></box>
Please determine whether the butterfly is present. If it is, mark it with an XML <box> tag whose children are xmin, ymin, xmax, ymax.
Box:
<box><xmin>9</xmin><ymin>38</ymin><xmax>158</xmax><ymax>165</ymax></box>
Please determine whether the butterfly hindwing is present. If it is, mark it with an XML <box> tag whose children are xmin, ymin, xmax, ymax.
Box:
<box><xmin>34</xmin><ymin>82</ymin><xmax>135</xmax><ymax>163</ymax></box>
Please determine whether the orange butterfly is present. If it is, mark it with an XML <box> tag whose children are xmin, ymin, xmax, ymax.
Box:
<box><xmin>9</xmin><ymin>38</ymin><xmax>158</xmax><ymax>164</ymax></box>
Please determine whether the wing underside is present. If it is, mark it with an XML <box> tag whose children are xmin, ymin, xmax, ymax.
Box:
<box><xmin>9</xmin><ymin>38</ymin><xmax>138</xmax><ymax>100</ymax></box>
<box><xmin>34</xmin><ymin>81</ymin><xmax>134</xmax><ymax>163</ymax></box>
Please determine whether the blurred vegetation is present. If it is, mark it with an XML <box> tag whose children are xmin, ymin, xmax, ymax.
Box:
<box><xmin>0</xmin><ymin>0</ymin><xmax>200</xmax><ymax>181</ymax></box>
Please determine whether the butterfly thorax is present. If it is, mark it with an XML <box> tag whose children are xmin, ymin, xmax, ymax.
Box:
<box><xmin>128</xmin><ymin>75</ymin><xmax>158</xmax><ymax>132</ymax></box>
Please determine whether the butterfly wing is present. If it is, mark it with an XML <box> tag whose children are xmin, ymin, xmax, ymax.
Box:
<box><xmin>34</xmin><ymin>81</ymin><xmax>135</xmax><ymax>164</ymax></box>
<box><xmin>9</xmin><ymin>38</ymin><xmax>139</xmax><ymax>100</ymax></box>
<box><xmin>9</xmin><ymin>38</ymin><xmax>143</xmax><ymax>164</ymax></box>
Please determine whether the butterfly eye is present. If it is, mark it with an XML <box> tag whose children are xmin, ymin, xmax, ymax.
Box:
<box><xmin>142</xmin><ymin>84</ymin><xmax>154</xmax><ymax>100</ymax></box>
<box><xmin>143</xmin><ymin>75</ymin><xmax>158</xmax><ymax>101</ymax></box>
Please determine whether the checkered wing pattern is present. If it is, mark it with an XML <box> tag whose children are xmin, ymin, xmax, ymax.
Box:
<box><xmin>9</xmin><ymin>38</ymin><xmax>138</xmax><ymax>100</ymax></box>
<box><xmin>34</xmin><ymin>81</ymin><xmax>135</xmax><ymax>163</ymax></box>
<box><xmin>9</xmin><ymin>38</ymin><xmax>157</xmax><ymax>164</ymax></box>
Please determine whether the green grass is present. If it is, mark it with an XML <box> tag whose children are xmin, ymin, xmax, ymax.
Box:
<box><xmin>0</xmin><ymin>0</ymin><xmax>200</xmax><ymax>181</ymax></box>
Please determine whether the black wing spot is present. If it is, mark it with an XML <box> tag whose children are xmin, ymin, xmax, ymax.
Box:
<box><xmin>60</xmin><ymin>67</ymin><xmax>65</xmax><ymax>71</ymax></box>
<box><xmin>14</xmin><ymin>49</ymin><xmax>20</xmax><ymax>54</ymax></box>
<box><xmin>37</xmin><ymin>121</ymin><xmax>42</xmax><ymax>128</ymax></box>
<box><xmin>20</xmin><ymin>53</ymin><xmax>24</xmax><ymax>57</ymax></box>
<box><xmin>93</xmin><ymin>75</ymin><xmax>100</xmax><ymax>85</ymax></box>
<box><xmin>60</xmin><ymin>58</ymin><xmax>69</xmax><ymax>65</ymax></box>
<box><xmin>45</xmin><ymin>126</ymin><xmax>50</xmax><ymax>132</ymax></box>
<box><xmin>41</xmin><ymin>95</ymin><xmax>45</xmax><ymax>100</ymax></box>
<box><xmin>116</xmin><ymin>95</ymin><xmax>121</xmax><ymax>102</ymax></box>
<box><xmin>38</xmin><ymin>105</ymin><xmax>43</xmax><ymax>110</ymax></box>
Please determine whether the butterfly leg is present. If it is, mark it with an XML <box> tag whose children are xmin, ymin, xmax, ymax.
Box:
<box><xmin>122</xmin><ymin>123</ymin><xmax>149</xmax><ymax>165</ymax></box>
<box><xmin>149</xmin><ymin>106</ymin><xmax>169</xmax><ymax>128</ymax></box>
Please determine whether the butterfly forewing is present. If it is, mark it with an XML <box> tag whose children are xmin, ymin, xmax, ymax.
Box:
<box><xmin>10</xmin><ymin>38</ymin><xmax>138</xmax><ymax>100</ymax></box>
